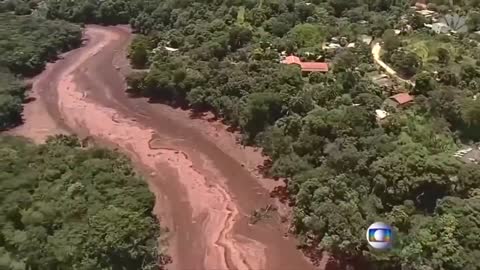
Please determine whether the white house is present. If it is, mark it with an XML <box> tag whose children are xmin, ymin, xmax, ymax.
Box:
<box><xmin>164</xmin><ymin>46</ymin><xmax>179</xmax><ymax>52</ymax></box>
<box><xmin>375</xmin><ymin>109</ymin><xmax>389</xmax><ymax>120</ymax></box>
<box><xmin>360</xmin><ymin>35</ymin><xmax>373</xmax><ymax>45</ymax></box>
<box><xmin>432</xmin><ymin>22</ymin><xmax>450</xmax><ymax>34</ymax></box>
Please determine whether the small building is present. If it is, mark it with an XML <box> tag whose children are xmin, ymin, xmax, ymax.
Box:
<box><xmin>432</xmin><ymin>22</ymin><xmax>450</xmax><ymax>34</ymax></box>
<box><xmin>164</xmin><ymin>46</ymin><xmax>179</xmax><ymax>52</ymax></box>
<box><xmin>371</xmin><ymin>73</ymin><xmax>395</xmax><ymax>90</ymax></box>
<box><xmin>375</xmin><ymin>109</ymin><xmax>389</xmax><ymax>120</ymax></box>
<box><xmin>282</xmin><ymin>55</ymin><xmax>302</xmax><ymax>65</ymax></box>
<box><xmin>323</xmin><ymin>43</ymin><xmax>341</xmax><ymax>50</ymax></box>
<box><xmin>281</xmin><ymin>55</ymin><xmax>329</xmax><ymax>73</ymax></box>
<box><xmin>416</xmin><ymin>9</ymin><xmax>436</xmax><ymax>18</ymax></box>
<box><xmin>455</xmin><ymin>147</ymin><xmax>480</xmax><ymax>164</ymax></box>
<box><xmin>360</xmin><ymin>35</ymin><xmax>373</xmax><ymax>45</ymax></box>
<box><xmin>387</xmin><ymin>93</ymin><xmax>414</xmax><ymax>108</ymax></box>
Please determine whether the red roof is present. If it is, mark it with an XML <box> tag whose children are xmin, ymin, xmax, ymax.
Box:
<box><xmin>300</xmin><ymin>62</ymin><xmax>329</xmax><ymax>72</ymax></box>
<box><xmin>282</xmin><ymin>55</ymin><xmax>302</xmax><ymax>65</ymax></box>
<box><xmin>415</xmin><ymin>0</ymin><xmax>428</xmax><ymax>9</ymax></box>
<box><xmin>390</xmin><ymin>93</ymin><xmax>414</xmax><ymax>105</ymax></box>
<box><xmin>281</xmin><ymin>55</ymin><xmax>329</xmax><ymax>72</ymax></box>
<box><xmin>415</xmin><ymin>2</ymin><xmax>427</xmax><ymax>9</ymax></box>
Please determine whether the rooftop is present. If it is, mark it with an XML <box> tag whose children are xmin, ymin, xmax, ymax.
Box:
<box><xmin>390</xmin><ymin>93</ymin><xmax>414</xmax><ymax>105</ymax></box>
<box><xmin>282</xmin><ymin>55</ymin><xmax>301</xmax><ymax>65</ymax></box>
<box><xmin>360</xmin><ymin>35</ymin><xmax>373</xmax><ymax>44</ymax></box>
<box><xmin>375</xmin><ymin>109</ymin><xmax>389</xmax><ymax>120</ymax></box>
<box><xmin>281</xmin><ymin>55</ymin><xmax>329</xmax><ymax>72</ymax></box>
<box><xmin>416</xmin><ymin>9</ymin><xmax>436</xmax><ymax>16</ymax></box>
<box><xmin>164</xmin><ymin>46</ymin><xmax>179</xmax><ymax>52</ymax></box>
<box><xmin>371</xmin><ymin>73</ymin><xmax>394</xmax><ymax>88</ymax></box>
<box><xmin>300</xmin><ymin>62</ymin><xmax>329</xmax><ymax>72</ymax></box>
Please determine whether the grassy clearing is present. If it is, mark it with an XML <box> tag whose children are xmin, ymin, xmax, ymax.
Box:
<box><xmin>403</xmin><ymin>32</ymin><xmax>477</xmax><ymax>74</ymax></box>
<box><xmin>405</xmin><ymin>34</ymin><xmax>457</xmax><ymax>63</ymax></box>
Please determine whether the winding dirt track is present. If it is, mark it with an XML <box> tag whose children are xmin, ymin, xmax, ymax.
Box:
<box><xmin>371</xmin><ymin>42</ymin><xmax>414</xmax><ymax>87</ymax></box>
<box><xmin>12</xmin><ymin>25</ymin><xmax>319</xmax><ymax>270</ymax></box>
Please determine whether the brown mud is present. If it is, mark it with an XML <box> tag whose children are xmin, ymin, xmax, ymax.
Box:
<box><xmin>11</xmin><ymin>25</ymin><xmax>324</xmax><ymax>270</ymax></box>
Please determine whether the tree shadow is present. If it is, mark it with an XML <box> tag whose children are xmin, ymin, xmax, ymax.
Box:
<box><xmin>23</xmin><ymin>96</ymin><xmax>36</xmax><ymax>104</ymax></box>
<box><xmin>146</xmin><ymin>96</ymin><xmax>189</xmax><ymax>110</ymax></box>
<box><xmin>270</xmin><ymin>185</ymin><xmax>294</xmax><ymax>205</ymax></box>
<box><xmin>257</xmin><ymin>159</ymin><xmax>273</xmax><ymax>178</ymax></box>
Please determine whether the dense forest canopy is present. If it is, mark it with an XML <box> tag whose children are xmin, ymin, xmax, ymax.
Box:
<box><xmin>0</xmin><ymin>13</ymin><xmax>81</xmax><ymax>130</ymax></box>
<box><xmin>0</xmin><ymin>135</ymin><xmax>166</xmax><ymax>269</ymax></box>
<box><xmin>0</xmin><ymin>13</ymin><xmax>82</xmax><ymax>76</ymax></box>
<box><xmin>1</xmin><ymin>0</ymin><xmax>480</xmax><ymax>269</ymax></box>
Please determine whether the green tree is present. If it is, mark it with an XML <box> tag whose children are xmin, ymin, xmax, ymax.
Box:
<box><xmin>288</xmin><ymin>23</ymin><xmax>326</xmax><ymax>48</ymax></box>
<box><xmin>0</xmin><ymin>94</ymin><xmax>22</xmax><ymax>129</ymax></box>
<box><xmin>228</xmin><ymin>25</ymin><xmax>252</xmax><ymax>51</ymax></box>
<box><xmin>414</xmin><ymin>71</ymin><xmax>437</xmax><ymax>96</ymax></box>
<box><xmin>267</xmin><ymin>18</ymin><xmax>291</xmax><ymax>37</ymax></box>
<box><xmin>390</xmin><ymin>49</ymin><xmax>422</xmax><ymax>78</ymax></box>
<box><xmin>409</xmin><ymin>13</ymin><xmax>427</xmax><ymax>30</ymax></box>
<box><xmin>240</xmin><ymin>92</ymin><xmax>284</xmax><ymax>142</ymax></box>
<box><xmin>437</xmin><ymin>47</ymin><xmax>450</xmax><ymax>64</ymax></box>
<box><xmin>333</xmin><ymin>50</ymin><xmax>358</xmax><ymax>72</ymax></box>
<box><xmin>14</xmin><ymin>1</ymin><xmax>31</xmax><ymax>15</ymax></box>
<box><xmin>467</xmin><ymin>12</ymin><xmax>480</xmax><ymax>31</ymax></box>
<box><xmin>382</xmin><ymin>29</ymin><xmax>401</xmax><ymax>52</ymax></box>
<box><xmin>128</xmin><ymin>35</ymin><xmax>154</xmax><ymax>69</ymax></box>
<box><xmin>126</xmin><ymin>71</ymin><xmax>147</xmax><ymax>95</ymax></box>
<box><xmin>329</xmin><ymin>0</ymin><xmax>360</xmax><ymax>16</ymax></box>
<box><xmin>461</xmin><ymin>98</ymin><xmax>480</xmax><ymax>126</ymax></box>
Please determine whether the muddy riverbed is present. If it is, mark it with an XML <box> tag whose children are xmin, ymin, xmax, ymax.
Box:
<box><xmin>9</xmin><ymin>25</ymin><xmax>321</xmax><ymax>270</ymax></box>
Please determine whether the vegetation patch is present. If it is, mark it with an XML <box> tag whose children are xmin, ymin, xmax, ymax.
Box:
<box><xmin>0</xmin><ymin>13</ymin><xmax>81</xmax><ymax>130</ymax></box>
<box><xmin>0</xmin><ymin>13</ymin><xmax>82</xmax><ymax>76</ymax></box>
<box><xmin>0</xmin><ymin>135</ymin><xmax>168</xmax><ymax>269</ymax></box>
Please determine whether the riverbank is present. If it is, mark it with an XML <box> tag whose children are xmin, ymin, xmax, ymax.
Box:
<box><xmin>10</xmin><ymin>25</ymin><xmax>318</xmax><ymax>270</ymax></box>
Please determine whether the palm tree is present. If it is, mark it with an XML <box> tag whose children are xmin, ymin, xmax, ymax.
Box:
<box><xmin>440</xmin><ymin>13</ymin><xmax>469</xmax><ymax>33</ymax></box>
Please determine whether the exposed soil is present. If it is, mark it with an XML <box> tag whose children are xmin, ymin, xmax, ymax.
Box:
<box><xmin>371</xmin><ymin>42</ymin><xmax>415</xmax><ymax>87</ymax></box>
<box><xmin>12</xmin><ymin>25</ymin><xmax>322</xmax><ymax>270</ymax></box>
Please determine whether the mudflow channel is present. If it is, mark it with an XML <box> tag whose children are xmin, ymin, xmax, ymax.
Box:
<box><xmin>12</xmin><ymin>25</ymin><xmax>318</xmax><ymax>270</ymax></box>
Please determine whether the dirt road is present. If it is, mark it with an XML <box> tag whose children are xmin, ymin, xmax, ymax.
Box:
<box><xmin>13</xmin><ymin>25</ymin><xmax>318</xmax><ymax>270</ymax></box>
<box><xmin>372</xmin><ymin>42</ymin><xmax>415</xmax><ymax>87</ymax></box>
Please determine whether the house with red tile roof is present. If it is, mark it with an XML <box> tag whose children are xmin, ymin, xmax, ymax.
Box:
<box><xmin>281</xmin><ymin>55</ymin><xmax>329</xmax><ymax>73</ymax></box>
<box><xmin>387</xmin><ymin>93</ymin><xmax>414</xmax><ymax>108</ymax></box>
